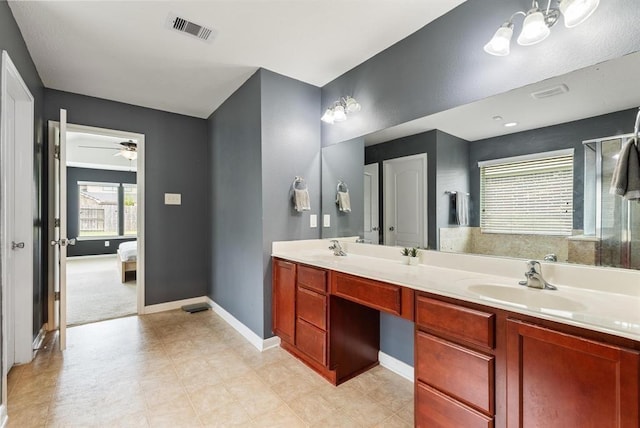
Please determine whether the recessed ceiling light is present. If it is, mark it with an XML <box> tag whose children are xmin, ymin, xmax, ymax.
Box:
<box><xmin>504</xmin><ymin>122</ymin><xmax>518</xmax><ymax>127</ymax></box>
<box><xmin>492</xmin><ymin>115</ymin><xmax>503</xmax><ymax>121</ymax></box>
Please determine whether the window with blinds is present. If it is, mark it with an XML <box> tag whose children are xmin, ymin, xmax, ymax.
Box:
<box><xmin>479</xmin><ymin>150</ymin><xmax>574</xmax><ymax>235</ymax></box>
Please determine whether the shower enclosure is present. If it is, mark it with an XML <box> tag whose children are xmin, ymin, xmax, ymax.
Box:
<box><xmin>584</xmin><ymin>135</ymin><xmax>640</xmax><ymax>270</ymax></box>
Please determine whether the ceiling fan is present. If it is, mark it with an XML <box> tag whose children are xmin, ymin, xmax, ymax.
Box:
<box><xmin>79</xmin><ymin>140</ymin><xmax>138</xmax><ymax>160</ymax></box>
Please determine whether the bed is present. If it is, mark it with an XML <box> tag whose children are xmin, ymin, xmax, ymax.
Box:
<box><xmin>117</xmin><ymin>241</ymin><xmax>137</xmax><ymax>283</ymax></box>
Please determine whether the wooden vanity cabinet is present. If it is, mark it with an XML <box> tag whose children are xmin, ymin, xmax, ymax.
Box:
<box><xmin>506</xmin><ymin>319</ymin><xmax>640</xmax><ymax>428</ymax></box>
<box><xmin>415</xmin><ymin>293</ymin><xmax>496</xmax><ymax>428</ymax></box>
<box><xmin>272</xmin><ymin>259</ymin><xmax>296</xmax><ymax>344</ymax></box>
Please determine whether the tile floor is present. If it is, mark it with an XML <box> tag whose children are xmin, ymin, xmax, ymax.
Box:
<box><xmin>7</xmin><ymin>309</ymin><xmax>414</xmax><ymax>427</ymax></box>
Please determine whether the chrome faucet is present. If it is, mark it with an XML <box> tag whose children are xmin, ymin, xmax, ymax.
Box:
<box><xmin>329</xmin><ymin>240</ymin><xmax>347</xmax><ymax>256</ymax></box>
<box><xmin>519</xmin><ymin>260</ymin><xmax>557</xmax><ymax>290</ymax></box>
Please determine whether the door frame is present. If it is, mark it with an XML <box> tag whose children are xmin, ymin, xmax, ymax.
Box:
<box><xmin>47</xmin><ymin>121</ymin><xmax>146</xmax><ymax>329</ymax></box>
<box><xmin>364</xmin><ymin>163</ymin><xmax>380</xmax><ymax>244</ymax></box>
<box><xmin>383</xmin><ymin>153</ymin><xmax>428</xmax><ymax>247</ymax></box>
<box><xmin>0</xmin><ymin>50</ymin><xmax>35</xmax><ymax>418</ymax></box>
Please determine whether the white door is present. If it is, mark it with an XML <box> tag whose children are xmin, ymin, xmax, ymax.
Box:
<box><xmin>1</xmin><ymin>51</ymin><xmax>34</xmax><ymax>369</ymax></box>
<box><xmin>364</xmin><ymin>163</ymin><xmax>380</xmax><ymax>244</ymax></box>
<box><xmin>383</xmin><ymin>154</ymin><xmax>427</xmax><ymax>247</ymax></box>
<box><xmin>51</xmin><ymin>109</ymin><xmax>70</xmax><ymax>350</ymax></box>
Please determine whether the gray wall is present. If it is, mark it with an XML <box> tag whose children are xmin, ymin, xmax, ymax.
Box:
<box><xmin>0</xmin><ymin>0</ymin><xmax>46</xmax><ymax>338</ymax></box>
<box><xmin>208</xmin><ymin>69</ymin><xmax>321</xmax><ymax>339</ymax></box>
<box><xmin>436</xmin><ymin>131</ymin><xmax>470</xmax><ymax>241</ymax></box>
<box><xmin>44</xmin><ymin>89</ymin><xmax>209</xmax><ymax>305</ymax></box>
<box><xmin>321</xmin><ymin>0</ymin><xmax>640</xmax><ymax>147</ymax></box>
<box><xmin>469</xmin><ymin>108</ymin><xmax>638</xmax><ymax>228</ymax></box>
<box><xmin>321</xmin><ymin>138</ymin><xmax>364</xmax><ymax>239</ymax></box>
<box><xmin>260</xmin><ymin>69</ymin><xmax>322</xmax><ymax>337</ymax></box>
<box><xmin>66</xmin><ymin>167</ymin><xmax>136</xmax><ymax>257</ymax></box>
<box><xmin>208</xmin><ymin>72</ymin><xmax>264</xmax><ymax>336</ymax></box>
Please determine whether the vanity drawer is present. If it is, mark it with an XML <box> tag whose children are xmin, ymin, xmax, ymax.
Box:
<box><xmin>416</xmin><ymin>331</ymin><xmax>494</xmax><ymax>415</ymax></box>
<box><xmin>296</xmin><ymin>318</ymin><xmax>327</xmax><ymax>365</ymax></box>
<box><xmin>416</xmin><ymin>294</ymin><xmax>495</xmax><ymax>349</ymax></box>
<box><xmin>297</xmin><ymin>286</ymin><xmax>327</xmax><ymax>330</ymax></box>
<box><xmin>331</xmin><ymin>272</ymin><xmax>401</xmax><ymax>315</ymax></box>
<box><xmin>416</xmin><ymin>381</ymin><xmax>494</xmax><ymax>428</ymax></box>
<box><xmin>297</xmin><ymin>265</ymin><xmax>327</xmax><ymax>293</ymax></box>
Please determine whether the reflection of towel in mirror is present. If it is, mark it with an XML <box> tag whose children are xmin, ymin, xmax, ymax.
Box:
<box><xmin>610</xmin><ymin>137</ymin><xmax>640</xmax><ymax>200</ymax></box>
<box><xmin>336</xmin><ymin>191</ymin><xmax>351</xmax><ymax>212</ymax></box>
<box><xmin>294</xmin><ymin>189</ymin><xmax>311</xmax><ymax>212</ymax></box>
<box><xmin>456</xmin><ymin>193</ymin><xmax>469</xmax><ymax>226</ymax></box>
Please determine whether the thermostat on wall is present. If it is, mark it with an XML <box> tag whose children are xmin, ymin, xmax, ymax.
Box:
<box><xmin>164</xmin><ymin>193</ymin><xmax>181</xmax><ymax>205</ymax></box>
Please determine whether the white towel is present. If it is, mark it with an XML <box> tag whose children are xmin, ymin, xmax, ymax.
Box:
<box><xmin>336</xmin><ymin>191</ymin><xmax>351</xmax><ymax>212</ymax></box>
<box><xmin>293</xmin><ymin>188</ymin><xmax>311</xmax><ymax>212</ymax></box>
<box><xmin>456</xmin><ymin>193</ymin><xmax>469</xmax><ymax>226</ymax></box>
<box><xmin>610</xmin><ymin>137</ymin><xmax>640</xmax><ymax>200</ymax></box>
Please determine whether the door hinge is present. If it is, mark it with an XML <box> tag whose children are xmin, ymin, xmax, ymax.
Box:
<box><xmin>54</xmin><ymin>218</ymin><xmax>60</xmax><ymax>227</ymax></box>
<box><xmin>54</xmin><ymin>145</ymin><xmax>60</xmax><ymax>159</ymax></box>
<box><xmin>54</xmin><ymin>291</ymin><xmax>60</xmax><ymax>301</ymax></box>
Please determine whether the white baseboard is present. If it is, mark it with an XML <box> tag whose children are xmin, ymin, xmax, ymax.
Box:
<box><xmin>32</xmin><ymin>325</ymin><xmax>46</xmax><ymax>357</ymax></box>
<box><xmin>379</xmin><ymin>351</ymin><xmax>414</xmax><ymax>383</ymax></box>
<box><xmin>143</xmin><ymin>296</ymin><xmax>209</xmax><ymax>314</ymax></box>
<box><xmin>206</xmin><ymin>297</ymin><xmax>280</xmax><ymax>352</ymax></box>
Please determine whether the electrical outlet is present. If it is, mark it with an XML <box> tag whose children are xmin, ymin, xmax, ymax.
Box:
<box><xmin>323</xmin><ymin>214</ymin><xmax>331</xmax><ymax>227</ymax></box>
<box><xmin>310</xmin><ymin>214</ymin><xmax>317</xmax><ymax>228</ymax></box>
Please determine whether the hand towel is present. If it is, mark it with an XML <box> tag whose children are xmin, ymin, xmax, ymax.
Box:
<box><xmin>610</xmin><ymin>137</ymin><xmax>640</xmax><ymax>200</ymax></box>
<box><xmin>456</xmin><ymin>193</ymin><xmax>469</xmax><ymax>226</ymax></box>
<box><xmin>293</xmin><ymin>188</ymin><xmax>311</xmax><ymax>212</ymax></box>
<box><xmin>336</xmin><ymin>191</ymin><xmax>351</xmax><ymax>213</ymax></box>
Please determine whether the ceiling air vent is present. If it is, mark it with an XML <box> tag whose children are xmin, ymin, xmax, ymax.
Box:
<box><xmin>530</xmin><ymin>84</ymin><xmax>569</xmax><ymax>100</ymax></box>
<box><xmin>165</xmin><ymin>13</ymin><xmax>216</xmax><ymax>43</ymax></box>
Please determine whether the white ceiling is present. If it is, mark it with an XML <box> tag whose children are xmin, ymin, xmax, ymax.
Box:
<box><xmin>67</xmin><ymin>132</ymin><xmax>138</xmax><ymax>172</ymax></box>
<box><xmin>8</xmin><ymin>0</ymin><xmax>466</xmax><ymax>119</ymax></box>
<box><xmin>365</xmin><ymin>51</ymin><xmax>640</xmax><ymax>145</ymax></box>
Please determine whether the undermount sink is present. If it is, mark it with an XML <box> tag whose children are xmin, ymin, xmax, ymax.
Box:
<box><xmin>467</xmin><ymin>284</ymin><xmax>587</xmax><ymax>312</ymax></box>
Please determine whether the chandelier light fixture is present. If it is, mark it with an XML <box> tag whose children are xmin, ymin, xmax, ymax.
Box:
<box><xmin>321</xmin><ymin>96</ymin><xmax>361</xmax><ymax>124</ymax></box>
<box><xmin>484</xmin><ymin>0</ymin><xmax>600</xmax><ymax>56</ymax></box>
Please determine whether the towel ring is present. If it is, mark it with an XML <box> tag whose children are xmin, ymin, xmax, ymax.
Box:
<box><xmin>337</xmin><ymin>180</ymin><xmax>348</xmax><ymax>193</ymax></box>
<box><xmin>292</xmin><ymin>176</ymin><xmax>307</xmax><ymax>190</ymax></box>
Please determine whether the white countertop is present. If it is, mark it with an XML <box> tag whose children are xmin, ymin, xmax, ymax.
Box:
<box><xmin>272</xmin><ymin>239</ymin><xmax>640</xmax><ymax>342</ymax></box>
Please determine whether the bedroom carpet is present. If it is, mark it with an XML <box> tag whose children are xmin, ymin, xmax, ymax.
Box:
<box><xmin>66</xmin><ymin>255</ymin><xmax>137</xmax><ymax>326</ymax></box>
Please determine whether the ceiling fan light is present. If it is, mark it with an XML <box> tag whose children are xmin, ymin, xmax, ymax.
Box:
<box><xmin>517</xmin><ymin>9</ymin><xmax>551</xmax><ymax>46</ymax></box>
<box><xmin>560</xmin><ymin>0</ymin><xmax>600</xmax><ymax>28</ymax></box>
<box><xmin>321</xmin><ymin>108</ymin><xmax>335</xmax><ymax>124</ymax></box>
<box><xmin>484</xmin><ymin>23</ymin><xmax>514</xmax><ymax>56</ymax></box>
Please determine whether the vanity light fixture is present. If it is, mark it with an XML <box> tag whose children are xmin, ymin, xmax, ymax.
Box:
<box><xmin>484</xmin><ymin>0</ymin><xmax>599</xmax><ymax>56</ymax></box>
<box><xmin>321</xmin><ymin>96</ymin><xmax>361</xmax><ymax>124</ymax></box>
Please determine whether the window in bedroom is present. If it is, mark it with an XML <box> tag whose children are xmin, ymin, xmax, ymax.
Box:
<box><xmin>78</xmin><ymin>181</ymin><xmax>137</xmax><ymax>238</ymax></box>
<box><xmin>479</xmin><ymin>149</ymin><xmax>574</xmax><ymax>236</ymax></box>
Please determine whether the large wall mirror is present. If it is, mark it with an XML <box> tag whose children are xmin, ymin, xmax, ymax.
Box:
<box><xmin>321</xmin><ymin>51</ymin><xmax>640</xmax><ymax>271</ymax></box>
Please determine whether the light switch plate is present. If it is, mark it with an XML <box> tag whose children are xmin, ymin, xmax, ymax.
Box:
<box><xmin>164</xmin><ymin>193</ymin><xmax>181</xmax><ymax>205</ymax></box>
<box><xmin>310</xmin><ymin>214</ymin><xmax>317</xmax><ymax>228</ymax></box>
<box><xmin>323</xmin><ymin>214</ymin><xmax>331</xmax><ymax>227</ymax></box>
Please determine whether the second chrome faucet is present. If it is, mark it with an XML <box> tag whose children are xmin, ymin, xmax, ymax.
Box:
<box><xmin>519</xmin><ymin>260</ymin><xmax>557</xmax><ymax>290</ymax></box>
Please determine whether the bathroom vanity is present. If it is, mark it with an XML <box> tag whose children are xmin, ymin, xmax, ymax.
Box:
<box><xmin>272</xmin><ymin>239</ymin><xmax>640</xmax><ymax>427</ymax></box>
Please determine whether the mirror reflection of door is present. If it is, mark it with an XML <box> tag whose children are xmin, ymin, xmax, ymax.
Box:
<box><xmin>364</xmin><ymin>163</ymin><xmax>379</xmax><ymax>244</ymax></box>
<box><xmin>383</xmin><ymin>154</ymin><xmax>427</xmax><ymax>247</ymax></box>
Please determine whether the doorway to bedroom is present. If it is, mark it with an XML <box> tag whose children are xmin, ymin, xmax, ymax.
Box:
<box><xmin>48</xmin><ymin>121</ymin><xmax>145</xmax><ymax>327</ymax></box>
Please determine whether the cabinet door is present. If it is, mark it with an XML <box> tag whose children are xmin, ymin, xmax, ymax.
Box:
<box><xmin>272</xmin><ymin>259</ymin><xmax>296</xmax><ymax>344</ymax></box>
<box><xmin>507</xmin><ymin>319</ymin><xmax>639</xmax><ymax>428</ymax></box>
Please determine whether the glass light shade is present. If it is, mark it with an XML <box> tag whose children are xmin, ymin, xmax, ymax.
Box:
<box><xmin>120</xmin><ymin>150</ymin><xmax>137</xmax><ymax>160</ymax></box>
<box><xmin>344</xmin><ymin>97</ymin><xmax>361</xmax><ymax>113</ymax></box>
<box><xmin>484</xmin><ymin>24</ymin><xmax>513</xmax><ymax>56</ymax></box>
<box><xmin>560</xmin><ymin>0</ymin><xmax>599</xmax><ymax>28</ymax></box>
<box><xmin>333</xmin><ymin>105</ymin><xmax>347</xmax><ymax>122</ymax></box>
<box><xmin>321</xmin><ymin>108</ymin><xmax>335</xmax><ymax>124</ymax></box>
<box><xmin>517</xmin><ymin>9</ymin><xmax>551</xmax><ymax>46</ymax></box>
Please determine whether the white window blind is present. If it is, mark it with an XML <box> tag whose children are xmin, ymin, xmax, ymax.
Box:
<box><xmin>480</xmin><ymin>151</ymin><xmax>574</xmax><ymax>235</ymax></box>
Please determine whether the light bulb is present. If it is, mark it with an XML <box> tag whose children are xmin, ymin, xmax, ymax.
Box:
<box><xmin>560</xmin><ymin>0</ymin><xmax>600</xmax><ymax>28</ymax></box>
<box><xmin>333</xmin><ymin>105</ymin><xmax>347</xmax><ymax>122</ymax></box>
<box><xmin>344</xmin><ymin>96</ymin><xmax>361</xmax><ymax>113</ymax></box>
<box><xmin>517</xmin><ymin>9</ymin><xmax>551</xmax><ymax>46</ymax></box>
<box><xmin>321</xmin><ymin>108</ymin><xmax>335</xmax><ymax>124</ymax></box>
<box><xmin>484</xmin><ymin>23</ymin><xmax>514</xmax><ymax>56</ymax></box>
